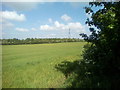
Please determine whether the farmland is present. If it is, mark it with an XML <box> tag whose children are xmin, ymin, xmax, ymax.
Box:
<box><xmin>2</xmin><ymin>42</ymin><xmax>85</xmax><ymax>88</ymax></box>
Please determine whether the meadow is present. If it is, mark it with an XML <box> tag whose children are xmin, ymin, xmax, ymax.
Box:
<box><xmin>2</xmin><ymin>42</ymin><xmax>85</xmax><ymax>88</ymax></box>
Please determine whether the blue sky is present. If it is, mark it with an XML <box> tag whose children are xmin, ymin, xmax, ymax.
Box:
<box><xmin>1</xmin><ymin>2</ymin><xmax>92</xmax><ymax>39</ymax></box>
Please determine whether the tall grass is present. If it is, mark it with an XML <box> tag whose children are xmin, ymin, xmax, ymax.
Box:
<box><xmin>2</xmin><ymin>42</ymin><xmax>85</xmax><ymax>88</ymax></box>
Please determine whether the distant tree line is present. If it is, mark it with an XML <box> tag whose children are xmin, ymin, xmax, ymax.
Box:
<box><xmin>0</xmin><ymin>38</ymin><xmax>84</xmax><ymax>45</ymax></box>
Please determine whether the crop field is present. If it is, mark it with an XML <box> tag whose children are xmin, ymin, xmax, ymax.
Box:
<box><xmin>2</xmin><ymin>42</ymin><xmax>85</xmax><ymax>88</ymax></box>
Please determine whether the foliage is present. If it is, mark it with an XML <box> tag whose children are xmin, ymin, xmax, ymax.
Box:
<box><xmin>81</xmin><ymin>2</ymin><xmax>120</xmax><ymax>88</ymax></box>
<box><xmin>55</xmin><ymin>2</ymin><xmax>120</xmax><ymax>88</ymax></box>
<box><xmin>0</xmin><ymin>38</ymin><xmax>84</xmax><ymax>45</ymax></box>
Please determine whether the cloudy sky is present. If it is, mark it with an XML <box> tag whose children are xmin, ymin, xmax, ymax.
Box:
<box><xmin>1</xmin><ymin>2</ymin><xmax>92</xmax><ymax>39</ymax></box>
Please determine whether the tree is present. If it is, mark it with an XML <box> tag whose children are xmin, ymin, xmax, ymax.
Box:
<box><xmin>80</xmin><ymin>1</ymin><xmax>120</xmax><ymax>88</ymax></box>
<box><xmin>55</xmin><ymin>1</ymin><xmax>120</xmax><ymax>88</ymax></box>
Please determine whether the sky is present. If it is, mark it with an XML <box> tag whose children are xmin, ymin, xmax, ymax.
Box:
<box><xmin>1</xmin><ymin>2</ymin><xmax>92</xmax><ymax>39</ymax></box>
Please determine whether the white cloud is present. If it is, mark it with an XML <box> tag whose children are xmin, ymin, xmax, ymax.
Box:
<box><xmin>54</xmin><ymin>21</ymin><xmax>65</xmax><ymax>28</ymax></box>
<box><xmin>40</xmin><ymin>21</ymin><xmax>86</xmax><ymax>33</ymax></box>
<box><xmin>16</xmin><ymin>28</ymin><xmax>29</xmax><ymax>32</ymax></box>
<box><xmin>2</xmin><ymin>20</ymin><xmax>14</xmax><ymax>27</ymax></box>
<box><xmin>1</xmin><ymin>19</ymin><xmax>14</xmax><ymax>30</ymax></box>
<box><xmin>48</xmin><ymin>18</ymin><xmax>53</xmax><ymax>23</ymax></box>
<box><xmin>1</xmin><ymin>11</ymin><xmax>26</xmax><ymax>21</ymax></box>
<box><xmin>61</xmin><ymin>14</ymin><xmax>72</xmax><ymax>21</ymax></box>
<box><xmin>40</xmin><ymin>24</ymin><xmax>54</xmax><ymax>30</ymax></box>
<box><xmin>68</xmin><ymin>22</ymin><xmax>84</xmax><ymax>30</ymax></box>
<box><xmin>31</xmin><ymin>28</ymin><xmax>37</xmax><ymax>31</ymax></box>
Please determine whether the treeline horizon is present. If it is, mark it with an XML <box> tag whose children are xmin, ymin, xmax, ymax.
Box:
<box><xmin>0</xmin><ymin>38</ymin><xmax>84</xmax><ymax>45</ymax></box>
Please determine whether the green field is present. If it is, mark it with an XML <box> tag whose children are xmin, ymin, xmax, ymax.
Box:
<box><xmin>2</xmin><ymin>42</ymin><xmax>85</xmax><ymax>88</ymax></box>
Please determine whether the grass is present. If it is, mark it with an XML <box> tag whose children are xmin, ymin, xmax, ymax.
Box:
<box><xmin>2</xmin><ymin>42</ymin><xmax>86</xmax><ymax>88</ymax></box>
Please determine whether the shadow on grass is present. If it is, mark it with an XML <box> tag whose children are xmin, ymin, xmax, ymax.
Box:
<box><xmin>55</xmin><ymin>60</ymin><xmax>81</xmax><ymax>78</ymax></box>
<box><xmin>55</xmin><ymin>59</ymin><xmax>120</xmax><ymax>88</ymax></box>
<box><xmin>54</xmin><ymin>60</ymin><xmax>92</xmax><ymax>88</ymax></box>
